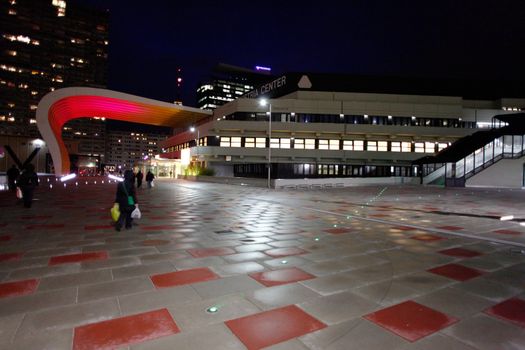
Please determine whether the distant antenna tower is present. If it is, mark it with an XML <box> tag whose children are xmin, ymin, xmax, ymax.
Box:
<box><xmin>174</xmin><ymin>67</ymin><xmax>183</xmax><ymax>105</ymax></box>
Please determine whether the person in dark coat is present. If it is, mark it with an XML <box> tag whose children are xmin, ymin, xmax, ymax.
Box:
<box><xmin>6</xmin><ymin>164</ymin><xmax>20</xmax><ymax>192</ymax></box>
<box><xmin>114</xmin><ymin>170</ymin><xmax>138</xmax><ymax>231</ymax></box>
<box><xmin>145</xmin><ymin>170</ymin><xmax>155</xmax><ymax>188</ymax></box>
<box><xmin>17</xmin><ymin>164</ymin><xmax>38</xmax><ymax>208</ymax></box>
<box><xmin>136</xmin><ymin>170</ymin><xmax>143</xmax><ymax>188</ymax></box>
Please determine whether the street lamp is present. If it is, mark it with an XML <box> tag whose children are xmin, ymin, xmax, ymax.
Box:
<box><xmin>189</xmin><ymin>126</ymin><xmax>199</xmax><ymax>146</ymax></box>
<box><xmin>259</xmin><ymin>98</ymin><xmax>271</xmax><ymax>189</ymax></box>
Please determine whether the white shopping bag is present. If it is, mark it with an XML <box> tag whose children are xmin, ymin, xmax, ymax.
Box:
<box><xmin>131</xmin><ymin>207</ymin><xmax>141</xmax><ymax>219</ymax></box>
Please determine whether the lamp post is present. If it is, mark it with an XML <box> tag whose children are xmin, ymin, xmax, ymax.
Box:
<box><xmin>259</xmin><ymin>99</ymin><xmax>271</xmax><ymax>189</ymax></box>
<box><xmin>189</xmin><ymin>126</ymin><xmax>199</xmax><ymax>146</ymax></box>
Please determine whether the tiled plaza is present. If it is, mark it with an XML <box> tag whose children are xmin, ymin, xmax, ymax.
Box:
<box><xmin>0</xmin><ymin>179</ymin><xmax>525</xmax><ymax>349</ymax></box>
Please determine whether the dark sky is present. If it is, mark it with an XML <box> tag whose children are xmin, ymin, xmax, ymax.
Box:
<box><xmin>72</xmin><ymin>0</ymin><xmax>525</xmax><ymax>107</ymax></box>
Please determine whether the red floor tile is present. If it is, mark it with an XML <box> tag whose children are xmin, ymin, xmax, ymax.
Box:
<box><xmin>187</xmin><ymin>247</ymin><xmax>236</xmax><ymax>258</ymax></box>
<box><xmin>26</xmin><ymin>224</ymin><xmax>65</xmax><ymax>230</ymax></box>
<box><xmin>48</xmin><ymin>251</ymin><xmax>108</xmax><ymax>266</ymax></box>
<box><xmin>151</xmin><ymin>267</ymin><xmax>219</xmax><ymax>288</ymax></box>
<box><xmin>249</xmin><ymin>267</ymin><xmax>315</xmax><ymax>287</ymax></box>
<box><xmin>225</xmin><ymin>305</ymin><xmax>326</xmax><ymax>349</ymax></box>
<box><xmin>411</xmin><ymin>234</ymin><xmax>444</xmax><ymax>242</ymax></box>
<box><xmin>0</xmin><ymin>252</ymin><xmax>24</xmax><ymax>262</ymax></box>
<box><xmin>438</xmin><ymin>247</ymin><xmax>482</xmax><ymax>258</ymax></box>
<box><xmin>0</xmin><ymin>279</ymin><xmax>39</xmax><ymax>298</ymax></box>
<box><xmin>73</xmin><ymin>308</ymin><xmax>179</xmax><ymax>350</ymax></box>
<box><xmin>395</xmin><ymin>226</ymin><xmax>417</xmax><ymax>231</ymax></box>
<box><xmin>493</xmin><ymin>229</ymin><xmax>522</xmax><ymax>235</ymax></box>
<box><xmin>485</xmin><ymin>298</ymin><xmax>525</xmax><ymax>328</ymax></box>
<box><xmin>427</xmin><ymin>263</ymin><xmax>485</xmax><ymax>281</ymax></box>
<box><xmin>264</xmin><ymin>247</ymin><xmax>308</xmax><ymax>258</ymax></box>
<box><xmin>435</xmin><ymin>225</ymin><xmax>464</xmax><ymax>231</ymax></box>
<box><xmin>0</xmin><ymin>235</ymin><xmax>12</xmax><ymax>242</ymax></box>
<box><xmin>364</xmin><ymin>300</ymin><xmax>458</xmax><ymax>342</ymax></box>
<box><xmin>324</xmin><ymin>228</ymin><xmax>352</xmax><ymax>234</ymax></box>
<box><xmin>84</xmin><ymin>225</ymin><xmax>113</xmax><ymax>230</ymax></box>
<box><xmin>20</xmin><ymin>215</ymin><xmax>53</xmax><ymax>220</ymax></box>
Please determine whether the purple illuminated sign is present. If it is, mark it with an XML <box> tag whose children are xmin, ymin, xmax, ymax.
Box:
<box><xmin>255</xmin><ymin>65</ymin><xmax>272</xmax><ymax>72</ymax></box>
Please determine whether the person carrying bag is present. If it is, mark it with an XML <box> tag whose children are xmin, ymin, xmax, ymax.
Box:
<box><xmin>114</xmin><ymin>170</ymin><xmax>138</xmax><ymax>231</ymax></box>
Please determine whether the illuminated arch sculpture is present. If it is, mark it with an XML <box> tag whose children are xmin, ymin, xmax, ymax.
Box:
<box><xmin>36</xmin><ymin>87</ymin><xmax>211</xmax><ymax>176</ymax></box>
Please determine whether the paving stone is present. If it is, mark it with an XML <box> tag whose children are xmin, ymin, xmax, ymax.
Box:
<box><xmin>78</xmin><ymin>276</ymin><xmax>155</xmax><ymax>302</ymax></box>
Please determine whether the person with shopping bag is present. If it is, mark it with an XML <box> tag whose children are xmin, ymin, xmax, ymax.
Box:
<box><xmin>114</xmin><ymin>170</ymin><xmax>139</xmax><ymax>231</ymax></box>
<box><xmin>17</xmin><ymin>164</ymin><xmax>38</xmax><ymax>208</ymax></box>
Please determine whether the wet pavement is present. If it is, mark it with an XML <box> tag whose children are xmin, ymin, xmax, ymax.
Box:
<box><xmin>0</xmin><ymin>178</ymin><xmax>524</xmax><ymax>349</ymax></box>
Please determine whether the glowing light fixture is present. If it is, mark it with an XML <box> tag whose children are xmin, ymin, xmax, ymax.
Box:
<box><xmin>500</xmin><ymin>215</ymin><xmax>514</xmax><ymax>221</ymax></box>
<box><xmin>60</xmin><ymin>173</ymin><xmax>76</xmax><ymax>182</ymax></box>
<box><xmin>206</xmin><ymin>306</ymin><xmax>219</xmax><ymax>313</ymax></box>
<box><xmin>108</xmin><ymin>174</ymin><xmax>124</xmax><ymax>182</ymax></box>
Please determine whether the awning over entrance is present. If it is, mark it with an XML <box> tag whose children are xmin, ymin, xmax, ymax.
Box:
<box><xmin>36</xmin><ymin>87</ymin><xmax>211</xmax><ymax>176</ymax></box>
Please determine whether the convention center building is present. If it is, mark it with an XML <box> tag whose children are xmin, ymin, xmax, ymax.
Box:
<box><xmin>159</xmin><ymin>73</ymin><xmax>525</xmax><ymax>187</ymax></box>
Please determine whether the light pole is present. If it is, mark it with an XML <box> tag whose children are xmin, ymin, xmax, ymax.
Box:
<box><xmin>259</xmin><ymin>99</ymin><xmax>271</xmax><ymax>189</ymax></box>
<box><xmin>189</xmin><ymin>126</ymin><xmax>199</xmax><ymax>146</ymax></box>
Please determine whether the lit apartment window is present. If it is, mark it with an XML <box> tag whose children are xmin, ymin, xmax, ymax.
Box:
<box><xmin>354</xmin><ymin>140</ymin><xmax>364</xmax><ymax>151</ymax></box>
<box><xmin>367</xmin><ymin>141</ymin><xmax>377</xmax><ymax>151</ymax></box>
<box><xmin>294</xmin><ymin>139</ymin><xmax>305</xmax><ymax>149</ymax></box>
<box><xmin>270</xmin><ymin>138</ymin><xmax>280</xmax><ymax>149</ymax></box>
<box><xmin>245</xmin><ymin>137</ymin><xmax>255</xmax><ymax>148</ymax></box>
<box><xmin>378</xmin><ymin>141</ymin><xmax>388</xmax><ymax>151</ymax></box>
<box><xmin>305</xmin><ymin>139</ymin><xmax>315</xmax><ymax>149</ymax></box>
<box><xmin>220</xmin><ymin>136</ymin><xmax>230</xmax><ymax>147</ymax></box>
<box><xmin>414</xmin><ymin>142</ymin><xmax>425</xmax><ymax>153</ymax></box>
<box><xmin>280</xmin><ymin>138</ymin><xmax>291</xmax><ymax>149</ymax></box>
<box><xmin>391</xmin><ymin>142</ymin><xmax>401</xmax><ymax>152</ymax></box>
<box><xmin>425</xmin><ymin>142</ymin><xmax>435</xmax><ymax>153</ymax></box>
<box><xmin>318</xmin><ymin>140</ymin><xmax>329</xmax><ymax>150</ymax></box>
<box><xmin>329</xmin><ymin>140</ymin><xmax>339</xmax><ymax>150</ymax></box>
<box><xmin>231</xmin><ymin>137</ymin><xmax>241</xmax><ymax>147</ymax></box>
<box><xmin>401</xmin><ymin>142</ymin><xmax>412</xmax><ymax>152</ymax></box>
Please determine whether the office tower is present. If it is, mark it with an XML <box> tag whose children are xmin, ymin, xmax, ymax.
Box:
<box><xmin>196</xmin><ymin>63</ymin><xmax>272</xmax><ymax>110</ymax></box>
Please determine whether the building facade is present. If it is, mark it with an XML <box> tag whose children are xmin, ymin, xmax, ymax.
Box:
<box><xmin>196</xmin><ymin>63</ymin><xmax>272</xmax><ymax>110</ymax></box>
<box><xmin>161</xmin><ymin>74</ymin><xmax>525</xmax><ymax>181</ymax></box>
<box><xmin>0</xmin><ymin>0</ymin><xmax>108</xmax><ymax>172</ymax></box>
<box><xmin>105</xmin><ymin>130</ymin><xmax>168</xmax><ymax>171</ymax></box>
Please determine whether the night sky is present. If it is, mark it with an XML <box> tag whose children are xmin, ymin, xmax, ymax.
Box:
<box><xmin>71</xmin><ymin>0</ymin><xmax>525</xmax><ymax>107</ymax></box>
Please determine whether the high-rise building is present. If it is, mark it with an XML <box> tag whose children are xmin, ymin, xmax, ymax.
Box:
<box><xmin>105</xmin><ymin>127</ymin><xmax>170</xmax><ymax>170</ymax></box>
<box><xmin>196</xmin><ymin>63</ymin><xmax>272</xmax><ymax>110</ymax></box>
<box><xmin>0</xmin><ymin>0</ymin><xmax>109</xmax><ymax>171</ymax></box>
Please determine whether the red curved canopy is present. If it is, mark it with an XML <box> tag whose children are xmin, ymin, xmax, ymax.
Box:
<box><xmin>37</xmin><ymin>88</ymin><xmax>211</xmax><ymax>176</ymax></box>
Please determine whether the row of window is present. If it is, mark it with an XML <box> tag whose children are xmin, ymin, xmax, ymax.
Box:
<box><xmin>225</xmin><ymin>112</ymin><xmax>476</xmax><ymax>129</ymax></box>
<box><xmin>218</xmin><ymin>137</ymin><xmax>448</xmax><ymax>153</ymax></box>
<box><xmin>233</xmin><ymin>163</ymin><xmax>418</xmax><ymax>179</ymax></box>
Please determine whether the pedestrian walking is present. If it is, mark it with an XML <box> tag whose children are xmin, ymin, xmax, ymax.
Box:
<box><xmin>145</xmin><ymin>170</ymin><xmax>155</xmax><ymax>188</ymax></box>
<box><xmin>114</xmin><ymin>170</ymin><xmax>138</xmax><ymax>231</ymax></box>
<box><xmin>17</xmin><ymin>164</ymin><xmax>38</xmax><ymax>208</ymax></box>
<box><xmin>6</xmin><ymin>164</ymin><xmax>20</xmax><ymax>192</ymax></box>
<box><xmin>136</xmin><ymin>170</ymin><xmax>143</xmax><ymax>188</ymax></box>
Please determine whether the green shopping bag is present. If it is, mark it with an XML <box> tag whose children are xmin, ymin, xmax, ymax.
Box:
<box><xmin>110</xmin><ymin>203</ymin><xmax>120</xmax><ymax>222</ymax></box>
